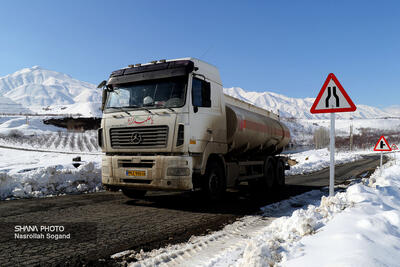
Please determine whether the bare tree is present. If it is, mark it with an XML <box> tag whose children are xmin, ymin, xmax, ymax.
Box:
<box><xmin>313</xmin><ymin>127</ymin><xmax>329</xmax><ymax>149</ymax></box>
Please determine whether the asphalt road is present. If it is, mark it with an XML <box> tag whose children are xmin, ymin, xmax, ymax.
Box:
<box><xmin>0</xmin><ymin>154</ymin><xmax>383</xmax><ymax>267</ymax></box>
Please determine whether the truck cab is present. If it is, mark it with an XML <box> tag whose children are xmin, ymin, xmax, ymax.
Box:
<box><xmin>99</xmin><ymin>58</ymin><xmax>228</xmax><ymax>197</ymax></box>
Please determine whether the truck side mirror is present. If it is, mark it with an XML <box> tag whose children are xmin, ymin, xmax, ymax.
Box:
<box><xmin>193</xmin><ymin>106</ymin><xmax>198</xmax><ymax>113</ymax></box>
<box><xmin>97</xmin><ymin>80</ymin><xmax>107</xmax><ymax>88</ymax></box>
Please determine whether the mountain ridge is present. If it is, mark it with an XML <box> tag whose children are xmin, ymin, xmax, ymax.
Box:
<box><xmin>223</xmin><ymin>87</ymin><xmax>393</xmax><ymax>119</ymax></box>
<box><xmin>0</xmin><ymin>66</ymin><xmax>101</xmax><ymax>116</ymax></box>
<box><xmin>0</xmin><ymin>66</ymin><xmax>396</xmax><ymax>119</ymax></box>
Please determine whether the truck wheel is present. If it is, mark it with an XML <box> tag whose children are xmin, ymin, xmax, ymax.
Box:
<box><xmin>275</xmin><ymin>159</ymin><xmax>285</xmax><ymax>188</ymax></box>
<box><xmin>122</xmin><ymin>189</ymin><xmax>147</xmax><ymax>199</ymax></box>
<box><xmin>249</xmin><ymin>157</ymin><xmax>275</xmax><ymax>198</ymax></box>
<box><xmin>264</xmin><ymin>157</ymin><xmax>276</xmax><ymax>189</ymax></box>
<box><xmin>202</xmin><ymin>162</ymin><xmax>226</xmax><ymax>200</ymax></box>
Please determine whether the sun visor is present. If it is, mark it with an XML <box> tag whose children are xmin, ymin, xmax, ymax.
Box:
<box><xmin>108</xmin><ymin>68</ymin><xmax>188</xmax><ymax>85</ymax></box>
<box><xmin>109</xmin><ymin>60</ymin><xmax>194</xmax><ymax>77</ymax></box>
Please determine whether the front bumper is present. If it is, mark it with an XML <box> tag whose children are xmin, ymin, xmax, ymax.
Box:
<box><xmin>102</xmin><ymin>155</ymin><xmax>193</xmax><ymax>191</ymax></box>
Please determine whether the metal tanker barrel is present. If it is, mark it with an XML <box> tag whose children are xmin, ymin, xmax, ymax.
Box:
<box><xmin>225</xmin><ymin>95</ymin><xmax>290</xmax><ymax>155</ymax></box>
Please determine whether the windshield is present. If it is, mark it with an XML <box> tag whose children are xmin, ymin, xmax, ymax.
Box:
<box><xmin>105</xmin><ymin>75</ymin><xmax>187</xmax><ymax>110</ymax></box>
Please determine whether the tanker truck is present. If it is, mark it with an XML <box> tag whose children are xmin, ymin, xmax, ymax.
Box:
<box><xmin>97</xmin><ymin>58</ymin><xmax>290</xmax><ymax>199</ymax></box>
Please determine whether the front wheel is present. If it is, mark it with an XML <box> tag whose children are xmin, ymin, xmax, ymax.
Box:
<box><xmin>122</xmin><ymin>189</ymin><xmax>147</xmax><ymax>199</ymax></box>
<box><xmin>202</xmin><ymin>162</ymin><xmax>226</xmax><ymax>200</ymax></box>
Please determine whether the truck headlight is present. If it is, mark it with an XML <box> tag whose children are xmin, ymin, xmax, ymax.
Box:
<box><xmin>167</xmin><ymin>167</ymin><xmax>190</xmax><ymax>176</ymax></box>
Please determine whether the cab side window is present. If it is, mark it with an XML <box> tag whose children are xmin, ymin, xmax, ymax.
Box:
<box><xmin>192</xmin><ymin>78</ymin><xmax>211</xmax><ymax>107</ymax></box>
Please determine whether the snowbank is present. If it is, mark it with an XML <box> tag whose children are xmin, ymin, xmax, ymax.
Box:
<box><xmin>0</xmin><ymin>147</ymin><xmax>102</xmax><ymax>200</ymax></box>
<box><xmin>0</xmin><ymin>162</ymin><xmax>102</xmax><ymax>200</ymax></box>
<box><xmin>286</xmin><ymin>148</ymin><xmax>363</xmax><ymax>176</ymax></box>
<box><xmin>282</xmin><ymin>161</ymin><xmax>400</xmax><ymax>266</ymax></box>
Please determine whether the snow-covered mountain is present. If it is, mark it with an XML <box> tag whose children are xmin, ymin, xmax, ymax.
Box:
<box><xmin>0</xmin><ymin>95</ymin><xmax>31</xmax><ymax>114</ymax></box>
<box><xmin>384</xmin><ymin>105</ymin><xmax>400</xmax><ymax>117</ymax></box>
<box><xmin>224</xmin><ymin>87</ymin><xmax>392</xmax><ymax>119</ymax></box>
<box><xmin>0</xmin><ymin>66</ymin><xmax>101</xmax><ymax>117</ymax></box>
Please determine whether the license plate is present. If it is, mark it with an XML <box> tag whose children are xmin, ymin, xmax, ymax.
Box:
<box><xmin>126</xmin><ymin>170</ymin><xmax>147</xmax><ymax>177</ymax></box>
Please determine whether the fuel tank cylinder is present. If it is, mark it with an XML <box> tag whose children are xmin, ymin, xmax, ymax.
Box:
<box><xmin>226</xmin><ymin>103</ymin><xmax>290</xmax><ymax>155</ymax></box>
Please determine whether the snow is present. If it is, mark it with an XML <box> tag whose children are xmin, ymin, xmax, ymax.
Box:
<box><xmin>0</xmin><ymin>115</ymin><xmax>100</xmax><ymax>153</ymax></box>
<box><xmin>0</xmin><ymin>95</ymin><xmax>31</xmax><ymax>114</ymax></box>
<box><xmin>0</xmin><ymin>66</ymin><xmax>101</xmax><ymax>117</ymax></box>
<box><xmin>311</xmin><ymin>118</ymin><xmax>400</xmax><ymax>136</ymax></box>
<box><xmin>112</xmin><ymin>153</ymin><xmax>400</xmax><ymax>267</ymax></box>
<box><xmin>283</xmin><ymin>158</ymin><xmax>400</xmax><ymax>266</ymax></box>
<box><xmin>384</xmin><ymin>105</ymin><xmax>400</xmax><ymax>117</ymax></box>
<box><xmin>286</xmin><ymin>148</ymin><xmax>363</xmax><ymax>176</ymax></box>
<box><xmin>0</xmin><ymin>116</ymin><xmax>65</xmax><ymax>135</ymax></box>
<box><xmin>0</xmin><ymin>147</ymin><xmax>102</xmax><ymax>200</ymax></box>
<box><xmin>0</xmin><ymin>115</ymin><xmax>101</xmax><ymax>200</ymax></box>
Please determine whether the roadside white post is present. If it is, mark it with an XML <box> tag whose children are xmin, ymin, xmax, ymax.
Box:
<box><xmin>329</xmin><ymin>112</ymin><xmax>335</xmax><ymax>196</ymax></box>
<box><xmin>310</xmin><ymin>73</ymin><xmax>356</xmax><ymax>198</ymax></box>
<box><xmin>390</xmin><ymin>144</ymin><xmax>398</xmax><ymax>165</ymax></box>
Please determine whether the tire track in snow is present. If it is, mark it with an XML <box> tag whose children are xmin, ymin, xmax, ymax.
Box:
<box><xmin>122</xmin><ymin>192</ymin><xmax>325</xmax><ymax>267</ymax></box>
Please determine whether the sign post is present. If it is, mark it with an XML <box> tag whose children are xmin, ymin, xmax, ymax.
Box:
<box><xmin>329</xmin><ymin>113</ymin><xmax>335</xmax><ymax>196</ymax></box>
<box><xmin>373</xmin><ymin>136</ymin><xmax>392</xmax><ymax>175</ymax></box>
<box><xmin>310</xmin><ymin>73</ymin><xmax>357</xmax><ymax>197</ymax></box>
<box><xmin>391</xmin><ymin>144</ymin><xmax>398</xmax><ymax>164</ymax></box>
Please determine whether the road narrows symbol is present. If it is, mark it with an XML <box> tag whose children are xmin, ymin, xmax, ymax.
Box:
<box><xmin>325</xmin><ymin>86</ymin><xmax>340</xmax><ymax>108</ymax></box>
<box><xmin>333</xmin><ymin>87</ymin><xmax>339</xmax><ymax>107</ymax></box>
<box><xmin>325</xmin><ymin>87</ymin><xmax>331</xmax><ymax>107</ymax></box>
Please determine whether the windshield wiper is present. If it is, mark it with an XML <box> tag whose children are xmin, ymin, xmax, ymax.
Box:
<box><xmin>138</xmin><ymin>107</ymin><xmax>153</xmax><ymax>114</ymax></box>
<box><xmin>108</xmin><ymin>107</ymin><xmax>131</xmax><ymax>115</ymax></box>
<box><xmin>164</xmin><ymin>107</ymin><xmax>175</xmax><ymax>113</ymax></box>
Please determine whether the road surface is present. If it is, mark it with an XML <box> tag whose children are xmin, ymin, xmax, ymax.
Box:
<box><xmin>0</xmin><ymin>154</ymin><xmax>383</xmax><ymax>266</ymax></box>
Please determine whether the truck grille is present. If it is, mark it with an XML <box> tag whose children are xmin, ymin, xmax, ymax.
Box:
<box><xmin>110</xmin><ymin>126</ymin><xmax>168</xmax><ymax>148</ymax></box>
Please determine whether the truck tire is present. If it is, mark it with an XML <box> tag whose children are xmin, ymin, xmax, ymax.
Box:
<box><xmin>202</xmin><ymin>162</ymin><xmax>226</xmax><ymax>200</ymax></box>
<box><xmin>249</xmin><ymin>157</ymin><xmax>275</xmax><ymax>197</ymax></box>
<box><xmin>122</xmin><ymin>189</ymin><xmax>147</xmax><ymax>199</ymax></box>
<box><xmin>275</xmin><ymin>159</ymin><xmax>285</xmax><ymax>188</ymax></box>
<box><xmin>264</xmin><ymin>157</ymin><xmax>276</xmax><ymax>189</ymax></box>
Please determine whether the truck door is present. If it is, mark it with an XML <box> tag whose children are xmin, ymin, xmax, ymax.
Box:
<box><xmin>188</xmin><ymin>75</ymin><xmax>225</xmax><ymax>153</ymax></box>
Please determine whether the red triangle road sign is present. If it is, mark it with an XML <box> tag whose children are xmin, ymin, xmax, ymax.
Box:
<box><xmin>374</xmin><ymin>136</ymin><xmax>392</xmax><ymax>151</ymax></box>
<box><xmin>310</xmin><ymin>73</ymin><xmax>357</xmax><ymax>114</ymax></box>
<box><xmin>391</xmin><ymin>144</ymin><xmax>399</xmax><ymax>150</ymax></box>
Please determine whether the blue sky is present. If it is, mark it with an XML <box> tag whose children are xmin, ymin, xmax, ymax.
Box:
<box><xmin>1</xmin><ymin>0</ymin><xmax>399</xmax><ymax>108</ymax></box>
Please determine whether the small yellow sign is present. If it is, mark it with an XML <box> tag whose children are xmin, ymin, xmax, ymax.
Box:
<box><xmin>126</xmin><ymin>170</ymin><xmax>146</xmax><ymax>177</ymax></box>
